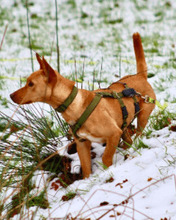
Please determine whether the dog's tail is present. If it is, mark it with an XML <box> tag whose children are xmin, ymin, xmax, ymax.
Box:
<box><xmin>133</xmin><ymin>33</ymin><xmax>147</xmax><ymax>79</ymax></box>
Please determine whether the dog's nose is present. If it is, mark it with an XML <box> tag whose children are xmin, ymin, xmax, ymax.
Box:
<box><xmin>10</xmin><ymin>93</ymin><xmax>14</xmax><ymax>100</ymax></box>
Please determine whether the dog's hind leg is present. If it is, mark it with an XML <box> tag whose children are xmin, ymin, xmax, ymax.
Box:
<box><xmin>136</xmin><ymin>103</ymin><xmax>155</xmax><ymax>138</ymax></box>
<box><xmin>121</xmin><ymin>129</ymin><xmax>133</xmax><ymax>149</ymax></box>
<box><xmin>76</xmin><ymin>139</ymin><xmax>92</xmax><ymax>178</ymax></box>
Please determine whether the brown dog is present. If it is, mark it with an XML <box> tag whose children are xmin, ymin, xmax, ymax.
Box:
<box><xmin>10</xmin><ymin>33</ymin><xmax>155</xmax><ymax>178</ymax></box>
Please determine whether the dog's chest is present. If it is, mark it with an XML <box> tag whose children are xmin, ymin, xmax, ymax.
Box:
<box><xmin>78</xmin><ymin>132</ymin><xmax>104</xmax><ymax>143</ymax></box>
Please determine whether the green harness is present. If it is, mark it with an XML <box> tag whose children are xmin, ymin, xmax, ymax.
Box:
<box><xmin>55</xmin><ymin>83</ymin><xmax>155</xmax><ymax>139</ymax></box>
<box><xmin>55</xmin><ymin>82</ymin><xmax>155</xmax><ymax>138</ymax></box>
<box><xmin>95</xmin><ymin>83</ymin><xmax>140</xmax><ymax>129</ymax></box>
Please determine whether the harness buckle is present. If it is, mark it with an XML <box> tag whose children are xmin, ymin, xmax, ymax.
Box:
<box><xmin>141</xmin><ymin>95</ymin><xmax>155</xmax><ymax>104</ymax></box>
<box><xmin>136</xmin><ymin>92</ymin><xmax>152</xmax><ymax>103</ymax></box>
<box><xmin>143</xmin><ymin>95</ymin><xmax>150</xmax><ymax>103</ymax></box>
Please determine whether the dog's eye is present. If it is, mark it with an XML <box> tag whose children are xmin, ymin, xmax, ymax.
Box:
<box><xmin>28</xmin><ymin>81</ymin><xmax>34</xmax><ymax>87</ymax></box>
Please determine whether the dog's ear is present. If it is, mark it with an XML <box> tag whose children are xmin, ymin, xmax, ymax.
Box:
<box><xmin>36</xmin><ymin>53</ymin><xmax>43</xmax><ymax>69</ymax></box>
<box><xmin>42</xmin><ymin>56</ymin><xmax>57</xmax><ymax>84</ymax></box>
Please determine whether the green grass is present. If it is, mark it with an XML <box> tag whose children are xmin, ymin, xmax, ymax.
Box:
<box><xmin>26</xmin><ymin>190</ymin><xmax>49</xmax><ymax>209</ymax></box>
<box><xmin>62</xmin><ymin>191</ymin><xmax>77</xmax><ymax>201</ymax></box>
<box><xmin>149</xmin><ymin>109</ymin><xmax>176</xmax><ymax>131</ymax></box>
<box><xmin>105</xmin><ymin>18</ymin><xmax>123</xmax><ymax>24</ymax></box>
<box><xmin>67</xmin><ymin>0</ymin><xmax>77</xmax><ymax>8</ymax></box>
<box><xmin>134</xmin><ymin>138</ymin><xmax>150</xmax><ymax>150</ymax></box>
<box><xmin>0</xmin><ymin>7</ymin><xmax>13</xmax><ymax>25</ymax></box>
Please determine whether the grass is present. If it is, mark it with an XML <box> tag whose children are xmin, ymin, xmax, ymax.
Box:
<box><xmin>26</xmin><ymin>190</ymin><xmax>49</xmax><ymax>209</ymax></box>
<box><xmin>61</xmin><ymin>191</ymin><xmax>77</xmax><ymax>201</ymax></box>
<box><xmin>67</xmin><ymin>0</ymin><xmax>77</xmax><ymax>8</ymax></box>
<box><xmin>0</xmin><ymin>7</ymin><xmax>13</xmax><ymax>26</ymax></box>
<box><xmin>149</xmin><ymin>108</ymin><xmax>176</xmax><ymax>131</ymax></box>
<box><xmin>0</xmin><ymin>101</ymin><xmax>86</xmax><ymax>218</ymax></box>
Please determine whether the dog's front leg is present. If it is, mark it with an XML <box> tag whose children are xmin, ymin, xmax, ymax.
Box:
<box><xmin>75</xmin><ymin>139</ymin><xmax>91</xmax><ymax>179</ymax></box>
<box><xmin>102</xmin><ymin>127</ymin><xmax>122</xmax><ymax>168</ymax></box>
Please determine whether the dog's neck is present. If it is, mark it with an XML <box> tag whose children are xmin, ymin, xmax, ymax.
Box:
<box><xmin>46</xmin><ymin>75</ymin><xmax>75</xmax><ymax>108</ymax></box>
<box><xmin>55</xmin><ymin>86</ymin><xmax>78</xmax><ymax>113</ymax></box>
<box><xmin>48</xmin><ymin>75</ymin><xmax>94</xmax><ymax>125</ymax></box>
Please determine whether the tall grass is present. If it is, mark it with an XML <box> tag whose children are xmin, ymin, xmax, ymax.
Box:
<box><xmin>0</xmin><ymin>104</ymin><xmax>70</xmax><ymax>218</ymax></box>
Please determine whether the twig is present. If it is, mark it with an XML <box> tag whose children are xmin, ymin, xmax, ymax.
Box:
<box><xmin>0</xmin><ymin>24</ymin><xmax>8</xmax><ymax>50</ymax></box>
<box><xmin>55</xmin><ymin>0</ymin><xmax>60</xmax><ymax>73</ymax></box>
<box><xmin>92</xmin><ymin>70</ymin><xmax>95</xmax><ymax>91</ymax></box>
<box><xmin>74</xmin><ymin>59</ymin><xmax>78</xmax><ymax>87</ymax></box>
<box><xmin>119</xmin><ymin>52</ymin><xmax>121</xmax><ymax>78</ymax></box>
<box><xmin>98</xmin><ymin>57</ymin><xmax>103</xmax><ymax>89</ymax></box>
<box><xmin>81</xmin><ymin>58</ymin><xmax>85</xmax><ymax>89</ymax></box>
<box><xmin>26</xmin><ymin>0</ymin><xmax>34</xmax><ymax>72</ymax></box>
<box><xmin>127</xmin><ymin>174</ymin><xmax>176</xmax><ymax>201</ymax></box>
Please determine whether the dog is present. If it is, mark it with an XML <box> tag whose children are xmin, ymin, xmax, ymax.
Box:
<box><xmin>10</xmin><ymin>33</ymin><xmax>156</xmax><ymax>178</ymax></box>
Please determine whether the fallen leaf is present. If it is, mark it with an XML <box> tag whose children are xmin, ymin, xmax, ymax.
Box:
<box><xmin>100</xmin><ymin>201</ymin><xmax>109</xmax><ymax>206</ymax></box>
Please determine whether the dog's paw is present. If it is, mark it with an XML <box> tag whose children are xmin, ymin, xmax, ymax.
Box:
<box><xmin>67</xmin><ymin>141</ymin><xmax>77</xmax><ymax>154</ymax></box>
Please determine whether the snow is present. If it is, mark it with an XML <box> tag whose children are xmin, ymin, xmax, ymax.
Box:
<box><xmin>0</xmin><ymin>0</ymin><xmax>176</xmax><ymax>219</ymax></box>
<box><xmin>45</xmin><ymin>138</ymin><xmax>176</xmax><ymax>219</ymax></box>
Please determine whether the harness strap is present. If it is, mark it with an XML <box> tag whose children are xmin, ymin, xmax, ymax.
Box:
<box><xmin>133</xmin><ymin>96</ymin><xmax>140</xmax><ymax>114</ymax></box>
<box><xmin>111</xmin><ymin>91</ymin><xmax>128</xmax><ymax>129</ymax></box>
<box><xmin>55</xmin><ymin>86</ymin><xmax>78</xmax><ymax>112</ymax></box>
<box><xmin>96</xmin><ymin>86</ymin><xmax>139</xmax><ymax>129</ymax></box>
<box><xmin>123</xmin><ymin>83</ymin><xmax>140</xmax><ymax>115</ymax></box>
<box><xmin>71</xmin><ymin>94</ymin><xmax>102</xmax><ymax>138</ymax></box>
<box><xmin>95</xmin><ymin>90</ymin><xmax>130</xmax><ymax>128</ymax></box>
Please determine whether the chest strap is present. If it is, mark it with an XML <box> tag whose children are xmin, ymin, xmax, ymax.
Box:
<box><xmin>71</xmin><ymin>94</ymin><xmax>102</xmax><ymax>139</ymax></box>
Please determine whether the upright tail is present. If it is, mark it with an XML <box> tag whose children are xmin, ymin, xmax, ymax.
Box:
<box><xmin>133</xmin><ymin>33</ymin><xmax>147</xmax><ymax>79</ymax></box>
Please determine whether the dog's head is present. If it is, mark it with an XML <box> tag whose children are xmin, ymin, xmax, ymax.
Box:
<box><xmin>10</xmin><ymin>54</ymin><xmax>58</xmax><ymax>105</ymax></box>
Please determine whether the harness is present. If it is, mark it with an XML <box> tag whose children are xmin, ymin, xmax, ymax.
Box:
<box><xmin>55</xmin><ymin>83</ymin><xmax>155</xmax><ymax>139</ymax></box>
<box><xmin>96</xmin><ymin>83</ymin><xmax>140</xmax><ymax>129</ymax></box>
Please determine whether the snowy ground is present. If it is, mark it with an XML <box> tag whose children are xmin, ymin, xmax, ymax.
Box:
<box><xmin>0</xmin><ymin>0</ymin><xmax>176</xmax><ymax>219</ymax></box>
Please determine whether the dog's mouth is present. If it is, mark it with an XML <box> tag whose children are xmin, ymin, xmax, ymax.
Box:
<box><xmin>24</xmin><ymin>101</ymin><xmax>32</xmax><ymax>104</ymax></box>
<box><xmin>10</xmin><ymin>93</ymin><xmax>32</xmax><ymax>105</ymax></box>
